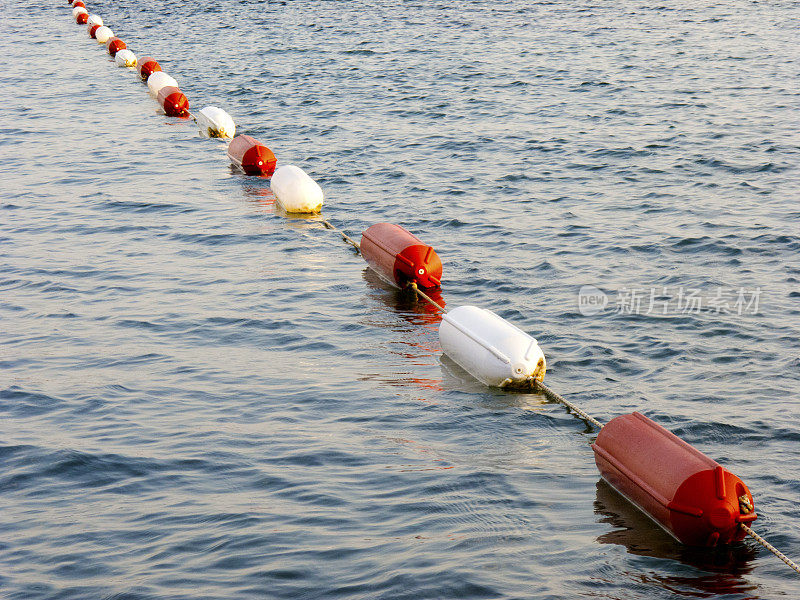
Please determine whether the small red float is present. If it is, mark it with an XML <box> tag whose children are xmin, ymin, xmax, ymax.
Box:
<box><xmin>106</xmin><ymin>37</ymin><xmax>126</xmax><ymax>56</ymax></box>
<box><xmin>592</xmin><ymin>412</ymin><xmax>757</xmax><ymax>546</ymax></box>
<box><xmin>360</xmin><ymin>223</ymin><xmax>443</xmax><ymax>289</ymax></box>
<box><xmin>72</xmin><ymin>0</ymin><xmax>85</xmax><ymax>7</ymax></box>
<box><xmin>137</xmin><ymin>56</ymin><xmax>161</xmax><ymax>81</ymax></box>
<box><xmin>227</xmin><ymin>135</ymin><xmax>276</xmax><ymax>176</ymax></box>
<box><xmin>76</xmin><ymin>12</ymin><xmax>88</xmax><ymax>24</ymax></box>
<box><xmin>156</xmin><ymin>86</ymin><xmax>190</xmax><ymax>118</ymax></box>
<box><xmin>88</xmin><ymin>23</ymin><xmax>101</xmax><ymax>38</ymax></box>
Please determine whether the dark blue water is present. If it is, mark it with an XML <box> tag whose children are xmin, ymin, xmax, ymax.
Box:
<box><xmin>1</xmin><ymin>0</ymin><xmax>799</xmax><ymax>598</ymax></box>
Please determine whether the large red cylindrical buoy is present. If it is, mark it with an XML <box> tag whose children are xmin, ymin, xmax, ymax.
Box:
<box><xmin>592</xmin><ymin>412</ymin><xmax>757</xmax><ymax>546</ymax></box>
<box><xmin>76</xmin><ymin>11</ymin><xmax>88</xmax><ymax>24</ymax></box>
<box><xmin>227</xmin><ymin>135</ymin><xmax>276</xmax><ymax>176</ymax></box>
<box><xmin>88</xmin><ymin>23</ymin><xmax>101</xmax><ymax>38</ymax></box>
<box><xmin>360</xmin><ymin>223</ymin><xmax>443</xmax><ymax>289</ymax></box>
<box><xmin>106</xmin><ymin>37</ymin><xmax>126</xmax><ymax>57</ymax></box>
<box><xmin>137</xmin><ymin>56</ymin><xmax>161</xmax><ymax>81</ymax></box>
<box><xmin>156</xmin><ymin>86</ymin><xmax>190</xmax><ymax>117</ymax></box>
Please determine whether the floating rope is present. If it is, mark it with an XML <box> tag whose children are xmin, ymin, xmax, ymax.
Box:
<box><xmin>741</xmin><ymin>524</ymin><xmax>800</xmax><ymax>576</ymax></box>
<box><xmin>320</xmin><ymin>218</ymin><xmax>360</xmax><ymax>252</ymax></box>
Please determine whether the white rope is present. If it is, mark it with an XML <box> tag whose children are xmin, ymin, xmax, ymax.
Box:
<box><xmin>741</xmin><ymin>523</ymin><xmax>800</xmax><ymax>576</ymax></box>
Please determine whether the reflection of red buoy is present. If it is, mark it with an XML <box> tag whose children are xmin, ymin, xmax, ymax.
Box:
<box><xmin>76</xmin><ymin>11</ymin><xmax>88</xmax><ymax>24</ymax></box>
<box><xmin>156</xmin><ymin>86</ymin><xmax>190</xmax><ymax>117</ymax></box>
<box><xmin>137</xmin><ymin>56</ymin><xmax>161</xmax><ymax>81</ymax></box>
<box><xmin>88</xmin><ymin>23</ymin><xmax>101</xmax><ymax>38</ymax></box>
<box><xmin>227</xmin><ymin>135</ymin><xmax>276</xmax><ymax>176</ymax></box>
<box><xmin>360</xmin><ymin>223</ymin><xmax>443</xmax><ymax>289</ymax></box>
<box><xmin>592</xmin><ymin>412</ymin><xmax>757</xmax><ymax>546</ymax></box>
<box><xmin>106</xmin><ymin>37</ymin><xmax>126</xmax><ymax>57</ymax></box>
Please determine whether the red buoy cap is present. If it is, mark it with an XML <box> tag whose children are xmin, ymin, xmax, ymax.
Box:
<box><xmin>592</xmin><ymin>412</ymin><xmax>757</xmax><ymax>546</ymax></box>
<box><xmin>227</xmin><ymin>135</ymin><xmax>276</xmax><ymax>176</ymax></box>
<box><xmin>106</xmin><ymin>37</ymin><xmax>126</xmax><ymax>56</ymax></box>
<box><xmin>360</xmin><ymin>223</ymin><xmax>443</xmax><ymax>289</ymax></box>
<box><xmin>88</xmin><ymin>23</ymin><xmax>101</xmax><ymax>38</ymax></box>
<box><xmin>72</xmin><ymin>0</ymin><xmax>85</xmax><ymax>7</ymax></box>
<box><xmin>156</xmin><ymin>86</ymin><xmax>190</xmax><ymax>117</ymax></box>
<box><xmin>137</xmin><ymin>56</ymin><xmax>162</xmax><ymax>81</ymax></box>
<box><xmin>76</xmin><ymin>12</ymin><xmax>88</xmax><ymax>24</ymax></box>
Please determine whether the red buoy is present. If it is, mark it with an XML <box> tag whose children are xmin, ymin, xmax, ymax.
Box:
<box><xmin>156</xmin><ymin>86</ymin><xmax>190</xmax><ymax>118</ymax></box>
<box><xmin>76</xmin><ymin>12</ymin><xmax>88</xmax><ymax>24</ymax></box>
<box><xmin>106</xmin><ymin>37</ymin><xmax>126</xmax><ymax>57</ymax></box>
<box><xmin>88</xmin><ymin>23</ymin><xmax>101</xmax><ymax>38</ymax></box>
<box><xmin>72</xmin><ymin>0</ymin><xmax>85</xmax><ymax>7</ymax></box>
<box><xmin>360</xmin><ymin>223</ymin><xmax>443</xmax><ymax>289</ymax></box>
<box><xmin>592</xmin><ymin>412</ymin><xmax>757</xmax><ymax>546</ymax></box>
<box><xmin>227</xmin><ymin>135</ymin><xmax>276</xmax><ymax>176</ymax></box>
<box><xmin>137</xmin><ymin>56</ymin><xmax>161</xmax><ymax>81</ymax></box>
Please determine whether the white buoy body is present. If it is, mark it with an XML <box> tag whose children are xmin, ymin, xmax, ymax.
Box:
<box><xmin>115</xmin><ymin>49</ymin><xmax>137</xmax><ymax>68</ymax></box>
<box><xmin>270</xmin><ymin>165</ymin><xmax>324</xmax><ymax>214</ymax></box>
<box><xmin>72</xmin><ymin>6</ymin><xmax>88</xmax><ymax>17</ymax></box>
<box><xmin>147</xmin><ymin>71</ymin><xmax>178</xmax><ymax>97</ymax></box>
<box><xmin>439</xmin><ymin>305</ymin><xmax>547</xmax><ymax>387</ymax></box>
<box><xmin>87</xmin><ymin>14</ymin><xmax>103</xmax><ymax>27</ymax></box>
<box><xmin>196</xmin><ymin>106</ymin><xmax>236</xmax><ymax>139</ymax></box>
<box><xmin>94</xmin><ymin>26</ymin><xmax>114</xmax><ymax>44</ymax></box>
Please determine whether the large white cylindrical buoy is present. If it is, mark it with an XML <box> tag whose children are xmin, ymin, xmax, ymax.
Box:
<box><xmin>94</xmin><ymin>26</ymin><xmax>114</xmax><ymax>44</ymax></box>
<box><xmin>270</xmin><ymin>165</ymin><xmax>324</xmax><ymax>214</ymax></box>
<box><xmin>87</xmin><ymin>14</ymin><xmax>103</xmax><ymax>27</ymax></box>
<box><xmin>439</xmin><ymin>305</ymin><xmax>546</xmax><ymax>387</ymax></box>
<box><xmin>147</xmin><ymin>71</ymin><xmax>178</xmax><ymax>97</ymax></box>
<box><xmin>115</xmin><ymin>49</ymin><xmax>137</xmax><ymax>68</ymax></box>
<box><xmin>196</xmin><ymin>106</ymin><xmax>236</xmax><ymax>139</ymax></box>
<box><xmin>72</xmin><ymin>6</ymin><xmax>88</xmax><ymax>18</ymax></box>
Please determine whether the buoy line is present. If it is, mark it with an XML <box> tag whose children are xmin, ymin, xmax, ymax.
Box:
<box><xmin>59</xmin><ymin>0</ymin><xmax>799</xmax><ymax>576</ymax></box>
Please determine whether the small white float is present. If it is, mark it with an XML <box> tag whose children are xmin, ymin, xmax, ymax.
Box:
<box><xmin>87</xmin><ymin>14</ymin><xmax>103</xmax><ymax>27</ymax></box>
<box><xmin>196</xmin><ymin>106</ymin><xmax>236</xmax><ymax>139</ymax></box>
<box><xmin>439</xmin><ymin>305</ymin><xmax>546</xmax><ymax>387</ymax></box>
<box><xmin>115</xmin><ymin>49</ymin><xmax>137</xmax><ymax>67</ymax></box>
<box><xmin>94</xmin><ymin>26</ymin><xmax>114</xmax><ymax>44</ymax></box>
<box><xmin>72</xmin><ymin>6</ymin><xmax>88</xmax><ymax>17</ymax></box>
<box><xmin>270</xmin><ymin>165</ymin><xmax>324</xmax><ymax>214</ymax></box>
<box><xmin>147</xmin><ymin>71</ymin><xmax>178</xmax><ymax>97</ymax></box>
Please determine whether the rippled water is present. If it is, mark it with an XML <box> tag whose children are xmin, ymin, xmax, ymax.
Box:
<box><xmin>1</xmin><ymin>0</ymin><xmax>799</xmax><ymax>598</ymax></box>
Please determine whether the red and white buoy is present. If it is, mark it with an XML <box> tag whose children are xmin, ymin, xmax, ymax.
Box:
<box><xmin>76</xmin><ymin>11</ymin><xmax>88</xmax><ymax>24</ymax></box>
<box><xmin>226</xmin><ymin>135</ymin><xmax>276</xmax><ymax>176</ymax></box>
<box><xmin>137</xmin><ymin>56</ymin><xmax>161</xmax><ymax>81</ymax></box>
<box><xmin>72</xmin><ymin>6</ymin><xmax>88</xmax><ymax>21</ymax></box>
<box><xmin>196</xmin><ymin>106</ymin><xmax>236</xmax><ymax>139</ymax></box>
<box><xmin>360</xmin><ymin>223</ymin><xmax>442</xmax><ymax>289</ymax></box>
<box><xmin>592</xmin><ymin>412</ymin><xmax>757</xmax><ymax>546</ymax></box>
<box><xmin>115</xmin><ymin>49</ymin><xmax>137</xmax><ymax>68</ymax></box>
<box><xmin>86</xmin><ymin>14</ymin><xmax>103</xmax><ymax>27</ymax></box>
<box><xmin>88</xmin><ymin>23</ymin><xmax>101</xmax><ymax>38</ymax></box>
<box><xmin>146</xmin><ymin>71</ymin><xmax>177</xmax><ymax>97</ymax></box>
<box><xmin>72</xmin><ymin>0</ymin><xmax>85</xmax><ymax>8</ymax></box>
<box><xmin>106</xmin><ymin>36</ymin><xmax>126</xmax><ymax>57</ymax></box>
<box><xmin>157</xmin><ymin>86</ymin><xmax>190</xmax><ymax>117</ymax></box>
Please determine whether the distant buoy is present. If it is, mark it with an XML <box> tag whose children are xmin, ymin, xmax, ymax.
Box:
<box><xmin>439</xmin><ymin>305</ymin><xmax>546</xmax><ymax>387</ymax></box>
<box><xmin>157</xmin><ymin>86</ymin><xmax>190</xmax><ymax>117</ymax></box>
<box><xmin>196</xmin><ymin>106</ymin><xmax>236</xmax><ymax>139</ymax></box>
<box><xmin>88</xmin><ymin>23</ymin><xmax>101</xmax><ymax>38</ymax></box>
<box><xmin>72</xmin><ymin>0</ymin><xmax>85</xmax><ymax>8</ymax></box>
<box><xmin>593</xmin><ymin>412</ymin><xmax>758</xmax><ymax>546</ymax></box>
<box><xmin>86</xmin><ymin>14</ymin><xmax>103</xmax><ymax>27</ymax></box>
<box><xmin>114</xmin><ymin>49</ymin><xmax>137</xmax><ymax>68</ymax></box>
<box><xmin>94</xmin><ymin>26</ymin><xmax>114</xmax><ymax>44</ymax></box>
<box><xmin>270</xmin><ymin>165</ymin><xmax>324</xmax><ymax>214</ymax></box>
<box><xmin>76</xmin><ymin>11</ymin><xmax>89</xmax><ymax>24</ymax></box>
<box><xmin>72</xmin><ymin>6</ymin><xmax>87</xmax><ymax>18</ymax></box>
<box><xmin>360</xmin><ymin>223</ymin><xmax>442</xmax><ymax>289</ymax></box>
<box><xmin>106</xmin><ymin>37</ymin><xmax>126</xmax><ymax>57</ymax></box>
<box><xmin>137</xmin><ymin>56</ymin><xmax>161</xmax><ymax>81</ymax></box>
<box><xmin>146</xmin><ymin>71</ymin><xmax>177</xmax><ymax>97</ymax></box>
<box><xmin>227</xmin><ymin>135</ymin><xmax>276</xmax><ymax>176</ymax></box>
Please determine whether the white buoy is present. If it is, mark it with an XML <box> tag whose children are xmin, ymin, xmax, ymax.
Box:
<box><xmin>439</xmin><ymin>305</ymin><xmax>547</xmax><ymax>387</ymax></box>
<box><xmin>147</xmin><ymin>71</ymin><xmax>178</xmax><ymax>97</ymax></box>
<box><xmin>72</xmin><ymin>6</ymin><xmax>88</xmax><ymax>17</ymax></box>
<box><xmin>115</xmin><ymin>49</ymin><xmax>137</xmax><ymax>68</ymax></box>
<box><xmin>196</xmin><ymin>106</ymin><xmax>236</xmax><ymax>139</ymax></box>
<box><xmin>94</xmin><ymin>26</ymin><xmax>114</xmax><ymax>44</ymax></box>
<box><xmin>270</xmin><ymin>165</ymin><xmax>324</xmax><ymax>214</ymax></box>
<box><xmin>87</xmin><ymin>14</ymin><xmax>103</xmax><ymax>27</ymax></box>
